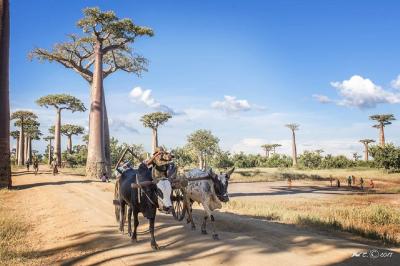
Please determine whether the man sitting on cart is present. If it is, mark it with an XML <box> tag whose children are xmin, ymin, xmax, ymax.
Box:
<box><xmin>146</xmin><ymin>147</ymin><xmax>174</xmax><ymax>212</ymax></box>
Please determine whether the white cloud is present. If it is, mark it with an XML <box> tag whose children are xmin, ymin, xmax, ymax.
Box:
<box><xmin>312</xmin><ymin>94</ymin><xmax>332</xmax><ymax>104</ymax></box>
<box><xmin>212</xmin><ymin>95</ymin><xmax>261</xmax><ymax>112</ymax></box>
<box><xmin>391</xmin><ymin>74</ymin><xmax>400</xmax><ymax>89</ymax></box>
<box><xmin>129</xmin><ymin>86</ymin><xmax>178</xmax><ymax>114</ymax></box>
<box><xmin>329</xmin><ymin>75</ymin><xmax>400</xmax><ymax>108</ymax></box>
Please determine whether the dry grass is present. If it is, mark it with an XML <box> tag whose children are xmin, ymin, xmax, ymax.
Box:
<box><xmin>223</xmin><ymin>196</ymin><xmax>400</xmax><ymax>245</ymax></box>
<box><xmin>0</xmin><ymin>190</ymin><xmax>37</xmax><ymax>265</ymax></box>
<box><xmin>230</xmin><ymin>167</ymin><xmax>400</xmax><ymax>192</ymax></box>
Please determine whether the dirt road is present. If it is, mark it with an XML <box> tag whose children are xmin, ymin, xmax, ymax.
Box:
<box><xmin>8</xmin><ymin>170</ymin><xmax>400</xmax><ymax>266</ymax></box>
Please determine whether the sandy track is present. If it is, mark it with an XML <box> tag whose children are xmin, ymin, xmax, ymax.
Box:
<box><xmin>8</xmin><ymin>170</ymin><xmax>400</xmax><ymax>266</ymax></box>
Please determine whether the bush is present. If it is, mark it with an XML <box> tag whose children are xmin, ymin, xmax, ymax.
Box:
<box><xmin>370</xmin><ymin>144</ymin><xmax>400</xmax><ymax>170</ymax></box>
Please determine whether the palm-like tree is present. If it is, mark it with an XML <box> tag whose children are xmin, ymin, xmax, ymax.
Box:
<box><xmin>0</xmin><ymin>0</ymin><xmax>10</xmax><ymax>188</ymax></box>
<box><xmin>370</xmin><ymin>114</ymin><xmax>395</xmax><ymax>147</ymax></box>
<box><xmin>11</xmin><ymin>111</ymin><xmax>37</xmax><ymax>165</ymax></box>
<box><xmin>285</xmin><ymin>123</ymin><xmax>299</xmax><ymax>167</ymax></box>
<box><xmin>271</xmin><ymin>144</ymin><xmax>282</xmax><ymax>154</ymax></box>
<box><xmin>61</xmin><ymin>124</ymin><xmax>85</xmax><ymax>153</ymax></box>
<box><xmin>44</xmin><ymin>136</ymin><xmax>54</xmax><ymax>165</ymax></box>
<box><xmin>141</xmin><ymin>112</ymin><xmax>172</xmax><ymax>153</ymax></box>
<box><xmin>36</xmin><ymin>94</ymin><xmax>86</xmax><ymax>166</ymax></box>
<box><xmin>359</xmin><ymin>139</ymin><xmax>375</xmax><ymax>161</ymax></box>
<box><xmin>261</xmin><ymin>144</ymin><xmax>273</xmax><ymax>158</ymax></box>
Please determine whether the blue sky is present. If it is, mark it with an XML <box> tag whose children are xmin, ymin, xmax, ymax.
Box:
<box><xmin>9</xmin><ymin>0</ymin><xmax>400</xmax><ymax>156</ymax></box>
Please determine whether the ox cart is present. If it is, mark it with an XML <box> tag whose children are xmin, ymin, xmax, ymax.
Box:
<box><xmin>114</xmin><ymin>147</ymin><xmax>188</xmax><ymax>221</ymax></box>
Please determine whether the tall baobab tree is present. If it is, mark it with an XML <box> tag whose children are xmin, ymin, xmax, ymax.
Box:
<box><xmin>0</xmin><ymin>0</ymin><xmax>10</xmax><ymax>188</ymax></box>
<box><xmin>30</xmin><ymin>7</ymin><xmax>153</xmax><ymax>179</ymax></box>
<box><xmin>61</xmin><ymin>124</ymin><xmax>85</xmax><ymax>153</ymax></box>
<box><xmin>10</xmin><ymin>130</ymin><xmax>19</xmax><ymax>163</ymax></box>
<box><xmin>44</xmin><ymin>136</ymin><xmax>54</xmax><ymax>165</ymax></box>
<box><xmin>285</xmin><ymin>123</ymin><xmax>299</xmax><ymax>167</ymax></box>
<box><xmin>359</xmin><ymin>139</ymin><xmax>375</xmax><ymax>161</ymax></box>
<box><xmin>11</xmin><ymin>111</ymin><xmax>37</xmax><ymax>166</ymax></box>
<box><xmin>370</xmin><ymin>114</ymin><xmax>395</xmax><ymax>147</ymax></box>
<box><xmin>36</xmin><ymin>94</ymin><xmax>86</xmax><ymax>167</ymax></box>
<box><xmin>261</xmin><ymin>144</ymin><xmax>273</xmax><ymax>158</ymax></box>
<box><xmin>141</xmin><ymin>112</ymin><xmax>172</xmax><ymax>153</ymax></box>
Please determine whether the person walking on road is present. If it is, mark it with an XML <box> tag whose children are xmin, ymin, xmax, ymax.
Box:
<box><xmin>360</xmin><ymin>177</ymin><xmax>364</xmax><ymax>190</ymax></box>
<box><xmin>51</xmin><ymin>158</ymin><xmax>58</xmax><ymax>176</ymax></box>
<box><xmin>347</xmin><ymin>176</ymin><xmax>352</xmax><ymax>187</ymax></box>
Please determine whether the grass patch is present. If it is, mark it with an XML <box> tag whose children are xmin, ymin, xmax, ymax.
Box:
<box><xmin>0</xmin><ymin>190</ymin><xmax>36</xmax><ymax>265</ymax></box>
<box><xmin>223</xmin><ymin>197</ymin><xmax>400</xmax><ymax>245</ymax></box>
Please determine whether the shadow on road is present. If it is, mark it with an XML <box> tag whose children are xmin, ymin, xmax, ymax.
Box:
<box><xmin>12</xmin><ymin>179</ymin><xmax>100</xmax><ymax>190</ymax></box>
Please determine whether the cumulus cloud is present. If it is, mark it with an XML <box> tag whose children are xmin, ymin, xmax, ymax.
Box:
<box><xmin>109</xmin><ymin>118</ymin><xmax>139</xmax><ymax>134</ymax></box>
<box><xmin>312</xmin><ymin>94</ymin><xmax>332</xmax><ymax>104</ymax></box>
<box><xmin>314</xmin><ymin>75</ymin><xmax>400</xmax><ymax>109</ymax></box>
<box><xmin>212</xmin><ymin>95</ymin><xmax>263</xmax><ymax>112</ymax></box>
<box><xmin>391</xmin><ymin>74</ymin><xmax>400</xmax><ymax>89</ymax></box>
<box><xmin>129</xmin><ymin>87</ymin><xmax>178</xmax><ymax>114</ymax></box>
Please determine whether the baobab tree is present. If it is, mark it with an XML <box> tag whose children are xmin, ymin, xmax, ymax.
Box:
<box><xmin>370</xmin><ymin>114</ymin><xmax>395</xmax><ymax>147</ymax></box>
<box><xmin>141</xmin><ymin>112</ymin><xmax>172</xmax><ymax>153</ymax></box>
<box><xmin>10</xmin><ymin>130</ymin><xmax>19</xmax><ymax>163</ymax></box>
<box><xmin>30</xmin><ymin>7</ymin><xmax>153</xmax><ymax>179</ymax></box>
<box><xmin>187</xmin><ymin>129</ymin><xmax>219</xmax><ymax>169</ymax></box>
<box><xmin>44</xmin><ymin>136</ymin><xmax>54</xmax><ymax>165</ymax></box>
<box><xmin>261</xmin><ymin>144</ymin><xmax>273</xmax><ymax>158</ymax></box>
<box><xmin>352</xmin><ymin>152</ymin><xmax>361</xmax><ymax>161</ymax></box>
<box><xmin>271</xmin><ymin>144</ymin><xmax>282</xmax><ymax>154</ymax></box>
<box><xmin>11</xmin><ymin>111</ymin><xmax>37</xmax><ymax>166</ymax></box>
<box><xmin>36</xmin><ymin>94</ymin><xmax>86</xmax><ymax>166</ymax></box>
<box><xmin>61</xmin><ymin>124</ymin><xmax>85</xmax><ymax>153</ymax></box>
<box><xmin>359</xmin><ymin>139</ymin><xmax>375</xmax><ymax>161</ymax></box>
<box><xmin>16</xmin><ymin>118</ymin><xmax>40</xmax><ymax>164</ymax></box>
<box><xmin>285</xmin><ymin>123</ymin><xmax>299</xmax><ymax>167</ymax></box>
<box><xmin>0</xmin><ymin>0</ymin><xmax>10</xmax><ymax>188</ymax></box>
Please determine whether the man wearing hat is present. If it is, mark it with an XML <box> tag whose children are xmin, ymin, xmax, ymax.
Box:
<box><xmin>146</xmin><ymin>147</ymin><xmax>173</xmax><ymax>182</ymax></box>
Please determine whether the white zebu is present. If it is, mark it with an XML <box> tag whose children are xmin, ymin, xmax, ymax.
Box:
<box><xmin>184</xmin><ymin>167</ymin><xmax>235</xmax><ymax>240</ymax></box>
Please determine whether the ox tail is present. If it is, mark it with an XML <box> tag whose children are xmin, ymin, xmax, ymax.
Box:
<box><xmin>114</xmin><ymin>181</ymin><xmax>121</xmax><ymax>223</ymax></box>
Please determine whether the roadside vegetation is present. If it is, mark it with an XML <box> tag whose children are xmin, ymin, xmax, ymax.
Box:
<box><xmin>223</xmin><ymin>196</ymin><xmax>400</xmax><ymax>245</ymax></box>
<box><xmin>0</xmin><ymin>190</ymin><xmax>37</xmax><ymax>265</ymax></box>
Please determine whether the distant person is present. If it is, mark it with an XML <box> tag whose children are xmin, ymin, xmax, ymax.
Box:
<box><xmin>33</xmin><ymin>158</ymin><xmax>39</xmax><ymax>175</ymax></box>
<box><xmin>51</xmin><ymin>159</ymin><xmax>58</xmax><ymax>176</ymax></box>
<box><xmin>329</xmin><ymin>175</ymin><xmax>333</xmax><ymax>187</ymax></box>
<box><xmin>336</xmin><ymin>179</ymin><xmax>341</xmax><ymax>188</ymax></box>
<box><xmin>352</xmin><ymin>175</ymin><xmax>356</xmax><ymax>186</ymax></box>
<box><xmin>360</xmin><ymin>177</ymin><xmax>364</xmax><ymax>190</ymax></box>
<box><xmin>347</xmin><ymin>176</ymin><xmax>352</xmax><ymax>187</ymax></box>
<box><xmin>101</xmin><ymin>172</ymin><xmax>109</xmax><ymax>182</ymax></box>
<box><xmin>370</xmin><ymin>179</ymin><xmax>374</xmax><ymax>189</ymax></box>
<box><xmin>25</xmin><ymin>160</ymin><xmax>30</xmax><ymax>171</ymax></box>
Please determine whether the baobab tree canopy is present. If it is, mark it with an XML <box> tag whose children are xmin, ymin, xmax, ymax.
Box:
<box><xmin>285</xmin><ymin>123</ymin><xmax>300</xmax><ymax>131</ymax></box>
<box><xmin>141</xmin><ymin>112</ymin><xmax>172</xmax><ymax>129</ymax></box>
<box><xmin>61</xmin><ymin>124</ymin><xmax>85</xmax><ymax>137</ymax></box>
<box><xmin>187</xmin><ymin>130</ymin><xmax>220</xmax><ymax>157</ymax></box>
<box><xmin>29</xmin><ymin>7</ymin><xmax>154</xmax><ymax>83</ymax></box>
<box><xmin>11</xmin><ymin>110</ymin><xmax>37</xmax><ymax>122</ymax></box>
<box><xmin>36</xmin><ymin>94</ymin><xmax>86</xmax><ymax>112</ymax></box>
<box><xmin>369</xmin><ymin>114</ymin><xmax>396</xmax><ymax>126</ymax></box>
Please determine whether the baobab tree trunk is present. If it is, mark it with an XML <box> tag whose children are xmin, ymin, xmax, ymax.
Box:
<box><xmin>67</xmin><ymin>135</ymin><xmax>72</xmax><ymax>153</ymax></box>
<box><xmin>54</xmin><ymin>108</ymin><xmax>62</xmax><ymax>166</ymax></box>
<box><xmin>198</xmin><ymin>153</ymin><xmax>204</xmax><ymax>169</ymax></box>
<box><xmin>24</xmin><ymin>135</ymin><xmax>28</xmax><ymax>164</ymax></box>
<box><xmin>291</xmin><ymin>130</ymin><xmax>298</xmax><ymax>167</ymax></box>
<box><xmin>15</xmin><ymin>136</ymin><xmax>19</xmax><ymax>164</ymax></box>
<box><xmin>0</xmin><ymin>0</ymin><xmax>11</xmax><ymax>188</ymax></box>
<box><xmin>364</xmin><ymin>143</ymin><xmax>369</xmax><ymax>161</ymax></box>
<box><xmin>86</xmin><ymin>42</ymin><xmax>106</xmax><ymax>179</ymax></box>
<box><xmin>28</xmin><ymin>136</ymin><xmax>32</xmax><ymax>163</ymax></box>
<box><xmin>379</xmin><ymin>124</ymin><xmax>385</xmax><ymax>147</ymax></box>
<box><xmin>18</xmin><ymin>126</ymin><xmax>24</xmax><ymax>165</ymax></box>
<box><xmin>103</xmin><ymin>94</ymin><xmax>111</xmax><ymax>174</ymax></box>
<box><xmin>152</xmin><ymin>128</ymin><xmax>158</xmax><ymax>154</ymax></box>
<box><xmin>48</xmin><ymin>139</ymin><xmax>53</xmax><ymax>165</ymax></box>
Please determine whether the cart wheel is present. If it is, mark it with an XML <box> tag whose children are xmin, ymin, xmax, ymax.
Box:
<box><xmin>171</xmin><ymin>188</ymin><xmax>186</xmax><ymax>221</ymax></box>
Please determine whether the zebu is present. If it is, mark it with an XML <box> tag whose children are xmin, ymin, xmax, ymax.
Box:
<box><xmin>184</xmin><ymin>167</ymin><xmax>235</xmax><ymax>240</ymax></box>
<box><xmin>114</xmin><ymin>162</ymin><xmax>173</xmax><ymax>250</ymax></box>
